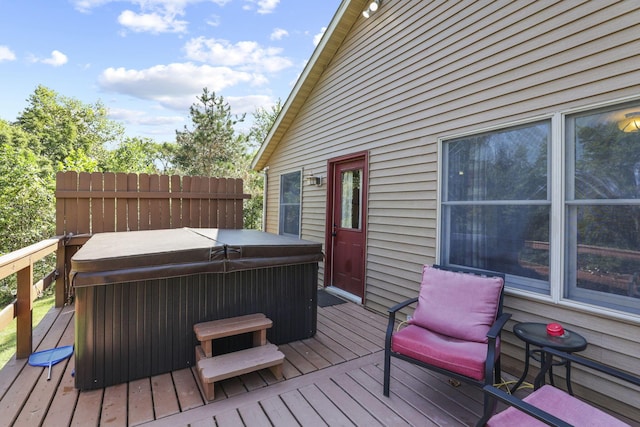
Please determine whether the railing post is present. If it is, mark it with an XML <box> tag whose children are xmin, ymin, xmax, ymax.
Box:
<box><xmin>55</xmin><ymin>239</ymin><xmax>66</xmax><ymax>308</ymax></box>
<box><xmin>16</xmin><ymin>263</ymin><xmax>33</xmax><ymax>358</ymax></box>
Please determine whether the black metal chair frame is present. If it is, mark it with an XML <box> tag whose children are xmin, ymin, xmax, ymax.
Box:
<box><xmin>383</xmin><ymin>264</ymin><xmax>511</xmax><ymax>410</ymax></box>
<box><xmin>477</xmin><ymin>346</ymin><xmax>640</xmax><ymax>426</ymax></box>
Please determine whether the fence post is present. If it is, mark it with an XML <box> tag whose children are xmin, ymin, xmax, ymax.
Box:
<box><xmin>55</xmin><ymin>239</ymin><xmax>66</xmax><ymax>308</ymax></box>
<box><xmin>16</xmin><ymin>263</ymin><xmax>33</xmax><ymax>358</ymax></box>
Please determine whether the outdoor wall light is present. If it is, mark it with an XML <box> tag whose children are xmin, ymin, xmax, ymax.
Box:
<box><xmin>618</xmin><ymin>111</ymin><xmax>640</xmax><ymax>133</ymax></box>
<box><xmin>362</xmin><ymin>0</ymin><xmax>381</xmax><ymax>18</ymax></box>
<box><xmin>306</xmin><ymin>172</ymin><xmax>323</xmax><ymax>186</ymax></box>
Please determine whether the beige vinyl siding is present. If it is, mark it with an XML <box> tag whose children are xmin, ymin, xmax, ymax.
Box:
<box><xmin>258</xmin><ymin>0</ymin><xmax>640</xmax><ymax>419</ymax></box>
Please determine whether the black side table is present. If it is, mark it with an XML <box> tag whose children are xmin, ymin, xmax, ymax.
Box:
<box><xmin>511</xmin><ymin>322</ymin><xmax>587</xmax><ymax>395</ymax></box>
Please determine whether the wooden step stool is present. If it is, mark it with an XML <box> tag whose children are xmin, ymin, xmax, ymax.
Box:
<box><xmin>197</xmin><ymin>343</ymin><xmax>284</xmax><ymax>400</ymax></box>
<box><xmin>193</xmin><ymin>313</ymin><xmax>284</xmax><ymax>401</ymax></box>
<box><xmin>193</xmin><ymin>313</ymin><xmax>273</xmax><ymax>359</ymax></box>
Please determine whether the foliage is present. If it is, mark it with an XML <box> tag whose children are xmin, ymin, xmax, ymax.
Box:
<box><xmin>173</xmin><ymin>88</ymin><xmax>246</xmax><ymax>177</ymax></box>
<box><xmin>0</xmin><ymin>142</ymin><xmax>55</xmax><ymax>306</ymax></box>
<box><xmin>246</xmin><ymin>99</ymin><xmax>281</xmax><ymax>150</ymax></box>
<box><xmin>0</xmin><ymin>142</ymin><xmax>55</xmax><ymax>252</ymax></box>
<box><xmin>16</xmin><ymin>85</ymin><xmax>124</xmax><ymax>168</ymax></box>
<box><xmin>241</xmin><ymin>99</ymin><xmax>282</xmax><ymax>230</ymax></box>
<box><xmin>102</xmin><ymin>137</ymin><xmax>164</xmax><ymax>174</ymax></box>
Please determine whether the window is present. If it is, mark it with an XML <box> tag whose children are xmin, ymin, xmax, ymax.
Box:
<box><xmin>565</xmin><ymin>104</ymin><xmax>640</xmax><ymax>314</ymax></box>
<box><xmin>441</xmin><ymin>122</ymin><xmax>551</xmax><ymax>294</ymax></box>
<box><xmin>340</xmin><ymin>169</ymin><xmax>361</xmax><ymax>230</ymax></box>
<box><xmin>279</xmin><ymin>171</ymin><xmax>301</xmax><ymax>236</ymax></box>
<box><xmin>440</xmin><ymin>101</ymin><xmax>640</xmax><ymax>316</ymax></box>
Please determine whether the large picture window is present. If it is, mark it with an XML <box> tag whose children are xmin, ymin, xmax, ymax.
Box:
<box><xmin>440</xmin><ymin>101</ymin><xmax>640</xmax><ymax>316</ymax></box>
<box><xmin>279</xmin><ymin>171</ymin><xmax>301</xmax><ymax>237</ymax></box>
<box><xmin>441</xmin><ymin>122</ymin><xmax>551</xmax><ymax>294</ymax></box>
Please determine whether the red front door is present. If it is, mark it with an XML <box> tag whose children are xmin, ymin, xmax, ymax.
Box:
<box><xmin>327</xmin><ymin>155</ymin><xmax>367</xmax><ymax>300</ymax></box>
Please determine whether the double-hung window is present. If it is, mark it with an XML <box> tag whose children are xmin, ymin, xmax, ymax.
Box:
<box><xmin>440</xmin><ymin>100</ymin><xmax>640</xmax><ymax>316</ymax></box>
<box><xmin>279</xmin><ymin>171</ymin><xmax>301</xmax><ymax>237</ymax></box>
<box><xmin>441</xmin><ymin>121</ymin><xmax>551</xmax><ymax>294</ymax></box>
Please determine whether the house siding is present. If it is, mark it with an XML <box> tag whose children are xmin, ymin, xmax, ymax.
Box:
<box><xmin>258</xmin><ymin>0</ymin><xmax>640</xmax><ymax>418</ymax></box>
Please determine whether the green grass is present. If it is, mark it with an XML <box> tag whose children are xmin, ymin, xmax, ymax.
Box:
<box><xmin>0</xmin><ymin>293</ymin><xmax>56</xmax><ymax>369</ymax></box>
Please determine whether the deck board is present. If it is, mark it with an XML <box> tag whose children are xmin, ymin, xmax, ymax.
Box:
<box><xmin>101</xmin><ymin>383</ymin><xmax>128</xmax><ymax>427</ymax></box>
<box><xmin>2</xmin><ymin>300</ymin><xmax>638</xmax><ymax>427</ymax></box>
<box><xmin>128</xmin><ymin>378</ymin><xmax>154</xmax><ymax>425</ymax></box>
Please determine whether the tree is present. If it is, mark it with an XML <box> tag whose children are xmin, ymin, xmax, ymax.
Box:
<box><xmin>173</xmin><ymin>88</ymin><xmax>246</xmax><ymax>177</ymax></box>
<box><xmin>0</xmin><ymin>142</ymin><xmax>55</xmax><ymax>306</ymax></box>
<box><xmin>0</xmin><ymin>118</ymin><xmax>39</xmax><ymax>150</ymax></box>
<box><xmin>241</xmin><ymin>100</ymin><xmax>283</xmax><ymax>230</ymax></box>
<box><xmin>16</xmin><ymin>85</ymin><xmax>124</xmax><ymax>169</ymax></box>
<box><xmin>103</xmin><ymin>137</ymin><xmax>164</xmax><ymax>174</ymax></box>
<box><xmin>246</xmin><ymin>99</ymin><xmax>281</xmax><ymax>150</ymax></box>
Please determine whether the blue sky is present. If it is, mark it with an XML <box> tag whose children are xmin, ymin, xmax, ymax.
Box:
<box><xmin>0</xmin><ymin>0</ymin><xmax>341</xmax><ymax>142</ymax></box>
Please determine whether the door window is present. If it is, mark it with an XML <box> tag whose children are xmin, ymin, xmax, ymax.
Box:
<box><xmin>340</xmin><ymin>169</ymin><xmax>362</xmax><ymax>229</ymax></box>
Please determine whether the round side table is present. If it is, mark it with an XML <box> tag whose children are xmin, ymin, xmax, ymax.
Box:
<box><xmin>511</xmin><ymin>322</ymin><xmax>587</xmax><ymax>395</ymax></box>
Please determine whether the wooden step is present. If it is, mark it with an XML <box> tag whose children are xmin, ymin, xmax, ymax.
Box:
<box><xmin>197</xmin><ymin>343</ymin><xmax>284</xmax><ymax>400</ymax></box>
<box><xmin>193</xmin><ymin>313</ymin><xmax>272</xmax><ymax>358</ymax></box>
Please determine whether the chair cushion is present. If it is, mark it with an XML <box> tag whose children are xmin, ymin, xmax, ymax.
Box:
<box><xmin>487</xmin><ymin>385</ymin><xmax>630</xmax><ymax>426</ymax></box>
<box><xmin>410</xmin><ymin>265</ymin><xmax>503</xmax><ymax>343</ymax></box>
<box><xmin>391</xmin><ymin>324</ymin><xmax>499</xmax><ymax>381</ymax></box>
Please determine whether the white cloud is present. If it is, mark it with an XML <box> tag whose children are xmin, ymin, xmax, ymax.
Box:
<box><xmin>72</xmin><ymin>0</ymin><xmax>231</xmax><ymax>33</ymax></box>
<box><xmin>227</xmin><ymin>94</ymin><xmax>272</xmax><ymax>116</ymax></box>
<box><xmin>73</xmin><ymin>0</ymin><xmax>230</xmax><ymax>13</ymax></box>
<box><xmin>0</xmin><ymin>45</ymin><xmax>16</xmax><ymax>62</ymax></box>
<box><xmin>313</xmin><ymin>27</ymin><xmax>327</xmax><ymax>46</ymax></box>
<box><xmin>108</xmin><ymin>107</ymin><xmax>184</xmax><ymax>126</ymax></box>
<box><xmin>32</xmin><ymin>50</ymin><xmax>68</xmax><ymax>67</ymax></box>
<box><xmin>184</xmin><ymin>37</ymin><xmax>292</xmax><ymax>73</ymax></box>
<box><xmin>72</xmin><ymin>0</ymin><xmax>112</xmax><ymax>13</ymax></box>
<box><xmin>270</xmin><ymin>28</ymin><xmax>288</xmax><ymax>41</ymax></box>
<box><xmin>244</xmin><ymin>0</ymin><xmax>279</xmax><ymax>14</ymax></box>
<box><xmin>98</xmin><ymin>62</ymin><xmax>262</xmax><ymax>110</ymax></box>
<box><xmin>206</xmin><ymin>14</ymin><xmax>221</xmax><ymax>27</ymax></box>
<box><xmin>118</xmin><ymin>9</ymin><xmax>188</xmax><ymax>33</ymax></box>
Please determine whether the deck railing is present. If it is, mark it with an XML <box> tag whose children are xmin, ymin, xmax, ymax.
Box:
<box><xmin>1</xmin><ymin>171</ymin><xmax>249</xmax><ymax>359</ymax></box>
<box><xmin>0</xmin><ymin>238</ymin><xmax>63</xmax><ymax>358</ymax></box>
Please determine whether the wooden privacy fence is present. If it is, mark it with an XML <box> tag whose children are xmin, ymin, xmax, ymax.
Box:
<box><xmin>55</xmin><ymin>171</ymin><xmax>249</xmax><ymax>236</ymax></box>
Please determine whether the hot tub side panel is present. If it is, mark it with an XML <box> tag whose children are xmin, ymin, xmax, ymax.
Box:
<box><xmin>74</xmin><ymin>263</ymin><xmax>318</xmax><ymax>390</ymax></box>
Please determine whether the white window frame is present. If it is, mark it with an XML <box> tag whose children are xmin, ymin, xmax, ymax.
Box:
<box><xmin>437</xmin><ymin>96</ymin><xmax>640</xmax><ymax>322</ymax></box>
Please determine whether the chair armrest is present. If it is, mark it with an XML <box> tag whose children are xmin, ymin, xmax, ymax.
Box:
<box><xmin>483</xmin><ymin>312</ymin><xmax>511</xmax><ymax>384</ymax></box>
<box><xmin>387</xmin><ymin>297</ymin><xmax>418</xmax><ymax>314</ymax></box>
<box><xmin>479</xmin><ymin>385</ymin><xmax>573</xmax><ymax>427</ymax></box>
<box><xmin>536</xmin><ymin>347</ymin><xmax>640</xmax><ymax>389</ymax></box>
<box><xmin>487</xmin><ymin>312</ymin><xmax>511</xmax><ymax>340</ymax></box>
<box><xmin>385</xmin><ymin>297</ymin><xmax>418</xmax><ymax>353</ymax></box>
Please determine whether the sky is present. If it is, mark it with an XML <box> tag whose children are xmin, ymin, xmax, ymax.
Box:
<box><xmin>0</xmin><ymin>0</ymin><xmax>342</xmax><ymax>142</ymax></box>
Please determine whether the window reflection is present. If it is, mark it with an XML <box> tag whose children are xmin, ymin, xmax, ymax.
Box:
<box><xmin>567</xmin><ymin>104</ymin><xmax>640</xmax><ymax>312</ymax></box>
<box><xmin>341</xmin><ymin>170</ymin><xmax>361</xmax><ymax>229</ymax></box>
<box><xmin>442</xmin><ymin>122</ymin><xmax>551</xmax><ymax>294</ymax></box>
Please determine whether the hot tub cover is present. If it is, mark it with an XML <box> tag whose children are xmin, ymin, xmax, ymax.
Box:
<box><xmin>70</xmin><ymin>228</ymin><xmax>323</xmax><ymax>287</ymax></box>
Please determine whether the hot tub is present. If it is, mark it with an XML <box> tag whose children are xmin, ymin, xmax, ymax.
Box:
<box><xmin>70</xmin><ymin>228</ymin><xmax>322</xmax><ymax>390</ymax></box>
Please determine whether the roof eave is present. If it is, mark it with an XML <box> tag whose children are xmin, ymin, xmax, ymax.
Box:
<box><xmin>251</xmin><ymin>0</ymin><xmax>366</xmax><ymax>171</ymax></box>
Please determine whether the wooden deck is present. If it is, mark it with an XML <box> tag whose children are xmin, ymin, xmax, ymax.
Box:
<box><xmin>1</xmin><ymin>299</ymin><xmax>636</xmax><ymax>427</ymax></box>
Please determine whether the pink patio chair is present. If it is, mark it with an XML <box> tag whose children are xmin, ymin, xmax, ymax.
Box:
<box><xmin>477</xmin><ymin>346</ymin><xmax>639</xmax><ymax>426</ymax></box>
<box><xmin>383</xmin><ymin>264</ymin><xmax>510</xmax><ymax>413</ymax></box>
